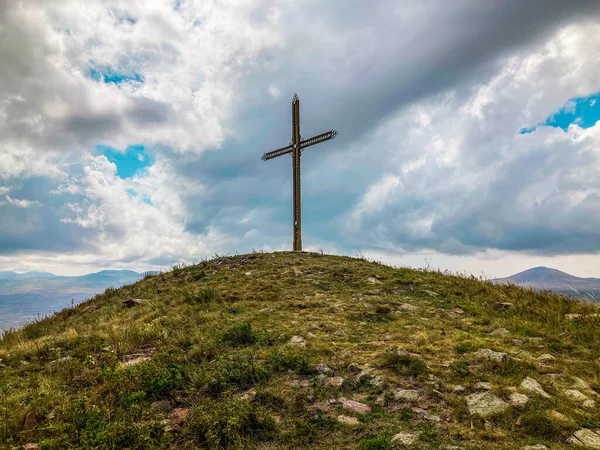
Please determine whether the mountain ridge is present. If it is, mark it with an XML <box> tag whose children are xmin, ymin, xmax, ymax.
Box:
<box><xmin>491</xmin><ymin>266</ymin><xmax>600</xmax><ymax>301</ymax></box>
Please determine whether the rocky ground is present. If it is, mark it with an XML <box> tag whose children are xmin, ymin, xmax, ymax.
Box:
<box><xmin>1</xmin><ymin>252</ymin><xmax>600</xmax><ymax>449</ymax></box>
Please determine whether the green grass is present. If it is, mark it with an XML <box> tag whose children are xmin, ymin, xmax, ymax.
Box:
<box><xmin>1</xmin><ymin>251</ymin><xmax>599</xmax><ymax>449</ymax></box>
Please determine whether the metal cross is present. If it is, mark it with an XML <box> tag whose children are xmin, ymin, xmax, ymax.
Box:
<box><xmin>261</xmin><ymin>93</ymin><xmax>338</xmax><ymax>251</ymax></box>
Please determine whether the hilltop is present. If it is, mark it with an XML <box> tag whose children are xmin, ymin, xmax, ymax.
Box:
<box><xmin>492</xmin><ymin>267</ymin><xmax>600</xmax><ymax>301</ymax></box>
<box><xmin>1</xmin><ymin>252</ymin><xmax>600</xmax><ymax>449</ymax></box>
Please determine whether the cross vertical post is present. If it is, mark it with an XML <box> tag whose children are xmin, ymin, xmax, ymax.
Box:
<box><xmin>261</xmin><ymin>93</ymin><xmax>338</xmax><ymax>251</ymax></box>
<box><xmin>292</xmin><ymin>94</ymin><xmax>301</xmax><ymax>251</ymax></box>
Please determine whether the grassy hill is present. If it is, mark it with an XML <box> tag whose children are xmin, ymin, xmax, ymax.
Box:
<box><xmin>1</xmin><ymin>252</ymin><xmax>600</xmax><ymax>449</ymax></box>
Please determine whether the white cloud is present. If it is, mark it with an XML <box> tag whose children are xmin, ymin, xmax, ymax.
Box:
<box><xmin>344</xmin><ymin>23</ymin><xmax>600</xmax><ymax>257</ymax></box>
<box><xmin>5</xmin><ymin>196</ymin><xmax>42</xmax><ymax>209</ymax></box>
<box><xmin>56</xmin><ymin>152</ymin><xmax>222</xmax><ymax>266</ymax></box>
<box><xmin>0</xmin><ymin>0</ymin><xmax>284</xmax><ymax>181</ymax></box>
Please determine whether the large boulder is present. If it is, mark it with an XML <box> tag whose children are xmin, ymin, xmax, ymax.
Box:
<box><xmin>520</xmin><ymin>377</ymin><xmax>551</xmax><ymax>398</ymax></box>
<box><xmin>567</xmin><ymin>429</ymin><xmax>600</xmax><ymax>448</ymax></box>
<box><xmin>465</xmin><ymin>391</ymin><xmax>509</xmax><ymax>418</ymax></box>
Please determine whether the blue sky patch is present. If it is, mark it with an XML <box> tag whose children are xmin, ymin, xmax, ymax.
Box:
<box><xmin>89</xmin><ymin>66</ymin><xmax>144</xmax><ymax>85</ymax></box>
<box><xmin>97</xmin><ymin>145</ymin><xmax>154</xmax><ymax>179</ymax></box>
<box><xmin>520</xmin><ymin>90</ymin><xmax>600</xmax><ymax>134</ymax></box>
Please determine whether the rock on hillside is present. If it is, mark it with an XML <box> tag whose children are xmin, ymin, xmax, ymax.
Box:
<box><xmin>1</xmin><ymin>252</ymin><xmax>600</xmax><ymax>449</ymax></box>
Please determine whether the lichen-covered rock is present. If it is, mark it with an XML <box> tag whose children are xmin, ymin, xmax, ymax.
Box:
<box><xmin>337</xmin><ymin>397</ymin><xmax>371</xmax><ymax>414</ymax></box>
<box><xmin>509</xmin><ymin>392</ymin><xmax>529</xmax><ymax>407</ymax></box>
<box><xmin>564</xmin><ymin>389</ymin><xmax>588</xmax><ymax>401</ymax></box>
<box><xmin>315</xmin><ymin>364</ymin><xmax>334</xmax><ymax>375</ymax></box>
<box><xmin>567</xmin><ymin>429</ymin><xmax>600</xmax><ymax>448</ymax></box>
<box><xmin>289</xmin><ymin>335</ymin><xmax>306</xmax><ymax>346</ymax></box>
<box><xmin>324</xmin><ymin>377</ymin><xmax>345</xmax><ymax>389</ymax></box>
<box><xmin>391</xmin><ymin>432</ymin><xmax>419</xmax><ymax>446</ymax></box>
<box><xmin>162</xmin><ymin>408</ymin><xmax>192</xmax><ymax>432</ymax></box>
<box><xmin>520</xmin><ymin>377</ymin><xmax>551</xmax><ymax>398</ymax></box>
<box><xmin>337</xmin><ymin>415</ymin><xmax>359</xmax><ymax>425</ymax></box>
<box><xmin>393</xmin><ymin>389</ymin><xmax>420</xmax><ymax>402</ymax></box>
<box><xmin>490</xmin><ymin>328</ymin><xmax>510</xmax><ymax>336</ymax></box>
<box><xmin>474</xmin><ymin>348</ymin><xmax>507</xmax><ymax>362</ymax></box>
<box><xmin>465</xmin><ymin>391</ymin><xmax>509</xmax><ymax>418</ymax></box>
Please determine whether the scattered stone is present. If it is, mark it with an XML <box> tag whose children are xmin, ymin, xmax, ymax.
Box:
<box><xmin>337</xmin><ymin>397</ymin><xmax>371</xmax><ymax>415</ymax></box>
<box><xmin>565</xmin><ymin>313</ymin><xmax>582</xmax><ymax>320</ymax></box>
<box><xmin>289</xmin><ymin>336</ymin><xmax>306</xmax><ymax>347</ymax></box>
<box><xmin>244</xmin><ymin>271</ymin><xmax>253</xmax><ymax>276</ymax></box>
<box><xmin>399</xmin><ymin>303</ymin><xmax>419</xmax><ymax>311</ymax></box>
<box><xmin>22</xmin><ymin>412</ymin><xmax>38</xmax><ymax>431</ymax></box>
<box><xmin>371</xmin><ymin>375</ymin><xmax>385</xmax><ymax>387</ymax></box>
<box><xmin>493</xmin><ymin>302</ymin><xmax>514</xmax><ymax>310</ymax></box>
<box><xmin>584</xmin><ymin>399</ymin><xmax>597</xmax><ymax>408</ymax></box>
<box><xmin>564</xmin><ymin>389</ymin><xmax>588</xmax><ymax>401</ymax></box>
<box><xmin>150</xmin><ymin>400</ymin><xmax>172</xmax><ymax>413</ymax></box>
<box><xmin>537</xmin><ymin>354</ymin><xmax>556</xmax><ymax>362</ymax></box>
<box><xmin>452</xmin><ymin>385</ymin><xmax>466</xmax><ymax>393</ymax></box>
<box><xmin>294</xmin><ymin>269</ymin><xmax>303</xmax><ymax>276</ymax></box>
<box><xmin>490</xmin><ymin>328</ymin><xmax>510</xmax><ymax>336</ymax></box>
<box><xmin>450</xmin><ymin>308</ymin><xmax>464</xmax><ymax>315</ymax></box>
<box><xmin>289</xmin><ymin>378</ymin><xmax>312</xmax><ymax>388</ymax></box>
<box><xmin>47</xmin><ymin>356</ymin><xmax>73</xmax><ymax>367</ymax></box>
<box><xmin>567</xmin><ymin>429</ymin><xmax>600</xmax><ymax>448</ymax></box>
<box><xmin>573</xmin><ymin>377</ymin><xmax>592</xmax><ymax>392</ymax></box>
<box><xmin>423</xmin><ymin>290</ymin><xmax>439</xmax><ymax>297</ymax></box>
<box><xmin>162</xmin><ymin>408</ymin><xmax>192</xmax><ymax>432</ymax></box>
<box><xmin>465</xmin><ymin>391</ymin><xmax>509</xmax><ymax>418</ymax></box>
<box><xmin>391</xmin><ymin>431</ymin><xmax>420</xmax><ymax>446</ymax></box>
<box><xmin>122</xmin><ymin>298</ymin><xmax>146</xmax><ymax>307</ymax></box>
<box><xmin>423</xmin><ymin>413</ymin><xmax>442</xmax><ymax>423</ymax></box>
<box><xmin>474</xmin><ymin>348</ymin><xmax>507</xmax><ymax>362</ymax></box>
<box><xmin>239</xmin><ymin>390</ymin><xmax>256</xmax><ymax>401</ymax></box>
<box><xmin>324</xmin><ymin>377</ymin><xmax>345</xmax><ymax>389</ymax></box>
<box><xmin>23</xmin><ymin>445</ymin><xmax>39</xmax><ymax>450</ymax></box>
<box><xmin>393</xmin><ymin>389</ymin><xmax>420</xmax><ymax>402</ymax></box>
<box><xmin>367</xmin><ymin>277</ymin><xmax>381</xmax><ymax>284</ymax></box>
<box><xmin>337</xmin><ymin>415</ymin><xmax>359</xmax><ymax>425</ymax></box>
<box><xmin>521</xmin><ymin>445</ymin><xmax>548</xmax><ymax>450</ymax></box>
<box><xmin>512</xmin><ymin>339</ymin><xmax>524</xmax><ymax>346</ymax></box>
<box><xmin>356</xmin><ymin>369</ymin><xmax>374</xmax><ymax>384</ymax></box>
<box><xmin>119</xmin><ymin>356</ymin><xmax>150</xmax><ymax>369</ymax></box>
<box><xmin>549</xmin><ymin>410</ymin><xmax>571</xmax><ymax>425</ymax></box>
<box><xmin>510</xmin><ymin>393</ymin><xmax>529</xmax><ymax>407</ymax></box>
<box><xmin>315</xmin><ymin>364</ymin><xmax>334</xmax><ymax>375</ymax></box>
<box><xmin>79</xmin><ymin>305</ymin><xmax>97</xmax><ymax>314</ymax></box>
<box><xmin>347</xmin><ymin>363</ymin><xmax>361</xmax><ymax>373</ymax></box>
<box><xmin>473</xmin><ymin>382</ymin><xmax>492</xmax><ymax>390</ymax></box>
<box><xmin>520</xmin><ymin>377</ymin><xmax>551</xmax><ymax>398</ymax></box>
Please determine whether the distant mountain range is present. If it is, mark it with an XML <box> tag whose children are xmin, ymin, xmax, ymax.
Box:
<box><xmin>491</xmin><ymin>266</ymin><xmax>600</xmax><ymax>301</ymax></box>
<box><xmin>0</xmin><ymin>270</ymin><xmax>144</xmax><ymax>331</ymax></box>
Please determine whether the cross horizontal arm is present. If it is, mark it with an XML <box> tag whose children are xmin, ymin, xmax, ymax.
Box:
<box><xmin>261</xmin><ymin>129</ymin><xmax>338</xmax><ymax>161</ymax></box>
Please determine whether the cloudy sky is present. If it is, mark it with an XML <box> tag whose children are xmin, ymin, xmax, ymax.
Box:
<box><xmin>1</xmin><ymin>0</ymin><xmax>600</xmax><ymax>278</ymax></box>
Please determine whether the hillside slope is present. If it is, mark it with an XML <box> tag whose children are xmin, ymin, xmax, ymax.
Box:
<box><xmin>492</xmin><ymin>267</ymin><xmax>600</xmax><ymax>301</ymax></box>
<box><xmin>1</xmin><ymin>252</ymin><xmax>600</xmax><ymax>449</ymax></box>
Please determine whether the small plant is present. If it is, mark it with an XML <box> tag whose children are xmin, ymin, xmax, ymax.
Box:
<box><xmin>358</xmin><ymin>434</ymin><xmax>392</xmax><ymax>450</ymax></box>
<box><xmin>455</xmin><ymin>342</ymin><xmax>481</xmax><ymax>353</ymax></box>
<box><xmin>181</xmin><ymin>285</ymin><xmax>218</xmax><ymax>303</ymax></box>
<box><xmin>377</xmin><ymin>351</ymin><xmax>427</xmax><ymax>376</ymax></box>
<box><xmin>266</xmin><ymin>348</ymin><xmax>310</xmax><ymax>375</ymax></box>
<box><xmin>222</xmin><ymin>322</ymin><xmax>257</xmax><ymax>346</ymax></box>
<box><xmin>350</xmin><ymin>305</ymin><xmax>394</xmax><ymax>323</ymax></box>
<box><xmin>188</xmin><ymin>398</ymin><xmax>276</xmax><ymax>448</ymax></box>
